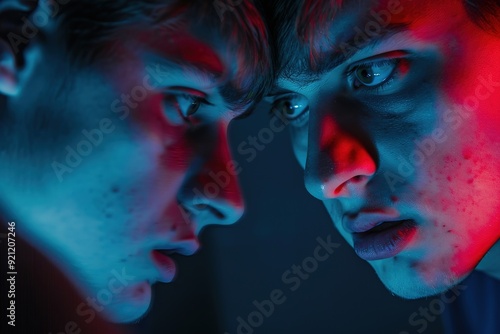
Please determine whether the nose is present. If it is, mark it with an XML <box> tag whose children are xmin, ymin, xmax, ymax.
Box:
<box><xmin>178</xmin><ymin>122</ymin><xmax>244</xmax><ymax>234</ymax></box>
<box><xmin>305</xmin><ymin>113</ymin><xmax>376</xmax><ymax>200</ymax></box>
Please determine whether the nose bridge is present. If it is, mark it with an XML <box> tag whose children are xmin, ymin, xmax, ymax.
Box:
<box><xmin>305</xmin><ymin>110</ymin><xmax>377</xmax><ymax>199</ymax></box>
<box><xmin>180</xmin><ymin>122</ymin><xmax>244</xmax><ymax>230</ymax></box>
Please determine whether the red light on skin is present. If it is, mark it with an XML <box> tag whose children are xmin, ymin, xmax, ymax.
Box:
<box><xmin>137</xmin><ymin>30</ymin><xmax>226</xmax><ymax>79</ymax></box>
<box><xmin>124</xmin><ymin>94</ymin><xmax>195</xmax><ymax>173</ymax></box>
<box><xmin>319</xmin><ymin>115</ymin><xmax>376</xmax><ymax>197</ymax></box>
<box><xmin>320</xmin><ymin>114</ymin><xmax>337</xmax><ymax>150</ymax></box>
<box><xmin>166</xmin><ymin>34</ymin><xmax>225</xmax><ymax>77</ymax></box>
<box><xmin>450</xmin><ymin>214</ymin><xmax>500</xmax><ymax>279</ymax></box>
<box><xmin>155</xmin><ymin>202</ymin><xmax>198</xmax><ymax>242</ymax></box>
<box><xmin>193</xmin><ymin>122</ymin><xmax>244</xmax><ymax>210</ymax></box>
<box><xmin>399</xmin><ymin>58</ymin><xmax>410</xmax><ymax>76</ymax></box>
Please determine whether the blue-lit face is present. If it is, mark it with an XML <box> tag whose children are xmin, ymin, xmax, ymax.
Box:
<box><xmin>272</xmin><ymin>0</ymin><xmax>500</xmax><ymax>299</ymax></box>
<box><xmin>0</xmin><ymin>24</ymin><xmax>248</xmax><ymax>322</ymax></box>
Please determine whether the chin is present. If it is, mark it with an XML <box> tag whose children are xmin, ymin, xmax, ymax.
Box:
<box><xmin>105</xmin><ymin>283</ymin><xmax>153</xmax><ymax>324</ymax></box>
<box><xmin>107</xmin><ymin>303</ymin><xmax>151</xmax><ymax>324</ymax></box>
<box><xmin>371</xmin><ymin>259</ymin><xmax>468</xmax><ymax>300</ymax></box>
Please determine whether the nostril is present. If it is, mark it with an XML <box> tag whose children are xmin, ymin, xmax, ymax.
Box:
<box><xmin>194</xmin><ymin>204</ymin><xmax>208</xmax><ymax>210</ymax></box>
<box><xmin>192</xmin><ymin>203</ymin><xmax>226</xmax><ymax>220</ymax></box>
<box><xmin>332</xmin><ymin>175</ymin><xmax>367</xmax><ymax>196</ymax></box>
<box><xmin>209</xmin><ymin>206</ymin><xmax>225</xmax><ymax>220</ymax></box>
<box><xmin>352</xmin><ymin>175</ymin><xmax>365</xmax><ymax>183</ymax></box>
<box><xmin>333</xmin><ymin>181</ymin><xmax>348</xmax><ymax>196</ymax></box>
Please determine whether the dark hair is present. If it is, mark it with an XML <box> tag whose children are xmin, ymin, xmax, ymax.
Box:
<box><xmin>464</xmin><ymin>0</ymin><xmax>500</xmax><ymax>32</ymax></box>
<box><xmin>60</xmin><ymin>0</ymin><xmax>273</xmax><ymax>106</ymax></box>
<box><xmin>270</xmin><ymin>0</ymin><xmax>500</xmax><ymax>78</ymax></box>
<box><xmin>2</xmin><ymin>0</ymin><xmax>273</xmax><ymax>107</ymax></box>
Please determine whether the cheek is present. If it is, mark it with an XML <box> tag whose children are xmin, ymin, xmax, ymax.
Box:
<box><xmin>411</xmin><ymin>109</ymin><xmax>500</xmax><ymax>277</ymax></box>
<box><xmin>72</xmin><ymin>126</ymin><xmax>186</xmax><ymax>231</ymax></box>
<box><xmin>130</xmin><ymin>95</ymin><xmax>195</xmax><ymax>173</ymax></box>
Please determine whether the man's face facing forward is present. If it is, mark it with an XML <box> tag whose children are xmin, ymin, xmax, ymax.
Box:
<box><xmin>0</xmin><ymin>6</ymin><xmax>264</xmax><ymax>322</ymax></box>
<box><xmin>273</xmin><ymin>0</ymin><xmax>500</xmax><ymax>298</ymax></box>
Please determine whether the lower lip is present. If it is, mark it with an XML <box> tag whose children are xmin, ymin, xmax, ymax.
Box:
<box><xmin>151</xmin><ymin>250</ymin><xmax>177</xmax><ymax>283</ymax></box>
<box><xmin>352</xmin><ymin>220</ymin><xmax>417</xmax><ymax>261</ymax></box>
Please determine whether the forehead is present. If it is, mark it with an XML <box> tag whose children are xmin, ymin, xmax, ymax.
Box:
<box><xmin>277</xmin><ymin>0</ymin><xmax>465</xmax><ymax>83</ymax></box>
<box><xmin>135</xmin><ymin>26</ymin><xmax>230</xmax><ymax>80</ymax></box>
<box><xmin>333</xmin><ymin>0</ymin><xmax>458</xmax><ymax>28</ymax></box>
<box><xmin>126</xmin><ymin>25</ymin><xmax>257</xmax><ymax>110</ymax></box>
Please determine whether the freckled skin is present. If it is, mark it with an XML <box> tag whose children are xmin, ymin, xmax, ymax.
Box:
<box><xmin>276</xmin><ymin>0</ymin><xmax>500</xmax><ymax>298</ymax></box>
<box><xmin>0</xmin><ymin>22</ymin><xmax>247</xmax><ymax>322</ymax></box>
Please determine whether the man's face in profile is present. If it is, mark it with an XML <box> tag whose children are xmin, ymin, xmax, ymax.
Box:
<box><xmin>0</xmin><ymin>1</ymin><xmax>268</xmax><ymax>323</ymax></box>
<box><xmin>272</xmin><ymin>0</ymin><xmax>500</xmax><ymax>298</ymax></box>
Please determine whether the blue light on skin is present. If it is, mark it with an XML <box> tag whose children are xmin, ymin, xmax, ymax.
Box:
<box><xmin>272</xmin><ymin>0</ymin><xmax>500</xmax><ymax>299</ymax></box>
<box><xmin>0</xmin><ymin>6</ymin><xmax>254</xmax><ymax>324</ymax></box>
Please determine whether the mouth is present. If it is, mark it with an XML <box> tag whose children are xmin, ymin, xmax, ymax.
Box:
<box><xmin>150</xmin><ymin>250</ymin><xmax>178</xmax><ymax>283</ymax></box>
<box><xmin>352</xmin><ymin>219</ymin><xmax>417</xmax><ymax>261</ymax></box>
<box><xmin>150</xmin><ymin>239</ymin><xmax>200</xmax><ymax>283</ymax></box>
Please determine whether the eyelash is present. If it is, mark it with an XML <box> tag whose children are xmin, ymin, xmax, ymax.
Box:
<box><xmin>268</xmin><ymin>101</ymin><xmax>310</xmax><ymax>128</ymax></box>
<box><xmin>163</xmin><ymin>93</ymin><xmax>211</xmax><ymax>125</ymax></box>
<box><xmin>346</xmin><ymin>58</ymin><xmax>407</xmax><ymax>94</ymax></box>
<box><xmin>267</xmin><ymin>55</ymin><xmax>411</xmax><ymax>125</ymax></box>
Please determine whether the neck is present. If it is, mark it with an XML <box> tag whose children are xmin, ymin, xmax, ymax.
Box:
<box><xmin>476</xmin><ymin>241</ymin><xmax>500</xmax><ymax>280</ymax></box>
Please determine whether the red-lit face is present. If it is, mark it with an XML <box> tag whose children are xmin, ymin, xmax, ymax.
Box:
<box><xmin>273</xmin><ymin>0</ymin><xmax>500</xmax><ymax>298</ymax></box>
<box><xmin>0</xmin><ymin>22</ymin><xmax>250</xmax><ymax>322</ymax></box>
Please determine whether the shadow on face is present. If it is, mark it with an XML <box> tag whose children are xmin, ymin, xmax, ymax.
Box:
<box><xmin>270</xmin><ymin>0</ymin><xmax>500</xmax><ymax>298</ymax></box>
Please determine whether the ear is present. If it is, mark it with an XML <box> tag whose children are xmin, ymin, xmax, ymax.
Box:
<box><xmin>0</xmin><ymin>1</ymin><xmax>39</xmax><ymax>96</ymax></box>
<box><xmin>0</xmin><ymin>38</ymin><xmax>19</xmax><ymax>96</ymax></box>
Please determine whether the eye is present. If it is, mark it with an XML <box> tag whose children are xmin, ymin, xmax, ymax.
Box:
<box><xmin>351</xmin><ymin>59</ymin><xmax>398</xmax><ymax>89</ymax></box>
<box><xmin>163</xmin><ymin>93</ymin><xmax>210</xmax><ymax>125</ymax></box>
<box><xmin>176</xmin><ymin>94</ymin><xmax>204</xmax><ymax>120</ymax></box>
<box><xmin>271</xmin><ymin>94</ymin><xmax>309</xmax><ymax>121</ymax></box>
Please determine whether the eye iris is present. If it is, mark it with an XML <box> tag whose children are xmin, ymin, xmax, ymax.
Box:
<box><xmin>356</xmin><ymin>67</ymin><xmax>375</xmax><ymax>84</ymax></box>
<box><xmin>284</xmin><ymin>101</ymin><xmax>296</xmax><ymax>115</ymax></box>
<box><xmin>186</xmin><ymin>99</ymin><xmax>200</xmax><ymax>116</ymax></box>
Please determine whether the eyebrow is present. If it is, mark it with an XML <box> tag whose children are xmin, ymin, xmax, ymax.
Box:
<box><xmin>284</xmin><ymin>23</ymin><xmax>409</xmax><ymax>85</ymax></box>
<box><xmin>149</xmin><ymin>57</ymin><xmax>257</xmax><ymax>115</ymax></box>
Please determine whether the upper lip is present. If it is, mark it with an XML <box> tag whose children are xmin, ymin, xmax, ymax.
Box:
<box><xmin>343</xmin><ymin>208</ymin><xmax>402</xmax><ymax>234</ymax></box>
<box><xmin>155</xmin><ymin>238</ymin><xmax>200</xmax><ymax>256</ymax></box>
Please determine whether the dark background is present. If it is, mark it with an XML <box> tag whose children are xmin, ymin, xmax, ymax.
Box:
<box><xmin>123</xmin><ymin>102</ymin><xmax>444</xmax><ymax>334</ymax></box>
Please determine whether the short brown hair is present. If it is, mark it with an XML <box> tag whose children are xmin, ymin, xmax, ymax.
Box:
<box><xmin>270</xmin><ymin>0</ymin><xmax>500</xmax><ymax>78</ymax></box>
<box><xmin>3</xmin><ymin>0</ymin><xmax>273</xmax><ymax>108</ymax></box>
<box><xmin>59</xmin><ymin>0</ymin><xmax>273</xmax><ymax>106</ymax></box>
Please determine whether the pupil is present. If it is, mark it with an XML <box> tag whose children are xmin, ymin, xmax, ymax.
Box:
<box><xmin>358</xmin><ymin>67</ymin><xmax>374</xmax><ymax>84</ymax></box>
<box><xmin>187</xmin><ymin>101</ymin><xmax>199</xmax><ymax>116</ymax></box>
